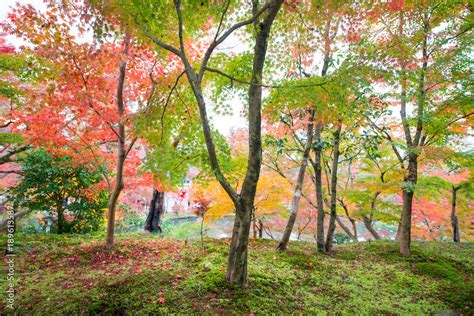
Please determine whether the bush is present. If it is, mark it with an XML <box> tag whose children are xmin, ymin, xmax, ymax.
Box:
<box><xmin>333</xmin><ymin>232</ymin><xmax>352</xmax><ymax>245</ymax></box>
<box><xmin>7</xmin><ymin>149</ymin><xmax>107</xmax><ymax>234</ymax></box>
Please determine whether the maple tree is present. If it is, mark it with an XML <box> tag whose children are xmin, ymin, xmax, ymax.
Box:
<box><xmin>360</xmin><ymin>0</ymin><xmax>472</xmax><ymax>256</ymax></box>
<box><xmin>97</xmin><ymin>0</ymin><xmax>286</xmax><ymax>285</ymax></box>
<box><xmin>2</xmin><ymin>1</ymin><xmax>169</xmax><ymax>246</ymax></box>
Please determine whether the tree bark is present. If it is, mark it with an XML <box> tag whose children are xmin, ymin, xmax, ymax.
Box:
<box><xmin>224</xmin><ymin>0</ymin><xmax>283</xmax><ymax>286</ymax></box>
<box><xmin>147</xmin><ymin>0</ymin><xmax>282</xmax><ymax>286</ymax></box>
<box><xmin>395</xmin><ymin>221</ymin><xmax>402</xmax><ymax>242</ymax></box>
<box><xmin>363</xmin><ymin>216</ymin><xmax>381</xmax><ymax>240</ymax></box>
<box><xmin>335</xmin><ymin>216</ymin><xmax>357</xmax><ymax>242</ymax></box>
<box><xmin>325</xmin><ymin>120</ymin><xmax>342</xmax><ymax>253</ymax></box>
<box><xmin>313</xmin><ymin>123</ymin><xmax>326</xmax><ymax>252</ymax></box>
<box><xmin>258</xmin><ymin>219</ymin><xmax>263</xmax><ymax>239</ymax></box>
<box><xmin>451</xmin><ymin>186</ymin><xmax>460</xmax><ymax>243</ymax></box>
<box><xmin>363</xmin><ymin>191</ymin><xmax>381</xmax><ymax>240</ymax></box>
<box><xmin>400</xmin><ymin>154</ymin><xmax>417</xmax><ymax>256</ymax></box>
<box><xmin>144</xmin><ymin>189</ymin><xmax>165</xmax><ymax>233</ymax></box>
<box><xmin>277</xmin><ymin>110</ymin><xmax>315</xmax><ymax>251</ymax></box>
<box><xmin>106</xmin><ymin>36</ymin><xmax>131</xmax><ymax>248</ymax></box>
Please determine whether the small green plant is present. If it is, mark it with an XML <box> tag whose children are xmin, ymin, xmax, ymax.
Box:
<box><xmin>333</xmin><ymin>232</ymin><xmax>352</xmax><ymax>244</ymax></box>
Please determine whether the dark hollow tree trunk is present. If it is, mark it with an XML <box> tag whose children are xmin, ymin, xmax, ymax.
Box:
<box><xmin>144</xmin><ymin>189</ymin><xmax>165</xmax><ymax>233</ymax></box>
<box><xmin>400</xmin><ymin>154</ymin><xmax>418</xmax><ymax>257</ymax></box>
<box><xmin>325</xmin><ymin>121</ymin><xmax>342</xmax><ymax>253</ymax></box>
<box><xmin>277</xmin><ymin>110</ymin><xmax>314</xmax><ymax>251</ymax></box>
<box><xmin>451</xmin><ymin>186</ymin><xmax>460</xmax><ymax>243</ymax></box>
<box><xmin>56</xmin><ymin>199</ymin><xmax>66</xmax><ymax>234</ymax></box>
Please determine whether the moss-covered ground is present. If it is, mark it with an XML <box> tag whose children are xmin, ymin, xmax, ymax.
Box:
<box><xmin>1</xmin><ymin>233</ymin><xmax>472</xmax><ymax>315</ymax></box>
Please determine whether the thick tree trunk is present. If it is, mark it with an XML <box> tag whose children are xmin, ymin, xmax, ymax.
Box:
<box><xmin>225</xmin><ymin>202</ymin><xmax>252</xmax><ymax>286</ymax></box>
<box><xmin>451</xmin><ymin>186</ymin><xmax>460</xmax><ymax>243</ymax></box>
<box><xmin>325</xmin><ymin>121</ymin><xmax>342</xmax><ymax>253</ymax></box>
<box><xmin>144</xmin><ymin>189</ymin><xmax>165</xmax><ymax>233</ymax></box>
<box><xmin>223</xmin><ymin>0</ymin><xmax>283</xmax><ymax>286</ymax></box>
<box><xmin>277</xmin><ymin>110</ymin><xmax>314</xmax><ymax>251</ymax></box>
<box><xmin>106</xmin><ymin>37</ymin><xmax>130</xmax><ymax>248</ymax></box>
<box><xmin>400</xmin><ymin>155</ymin><xmax>417</xmax><ymax>257</ymax></box>
<box><xmin>313</xmin><ymin>123</ymin><xmax>326</xmax><ymax>252</ymax></box>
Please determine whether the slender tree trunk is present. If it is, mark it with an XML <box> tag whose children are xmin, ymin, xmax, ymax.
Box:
<box><xmin>363</xmin><ymin>216</ymin><xmax>381</xmax><ymax>240</ymax></box>
<box><xmin>451</xmin><ymin>186</ymin><xmax>460</xmax><ymax>243</ymax></box>
<box><xmin>313</xmin><ymin>123</ymin><xmax>326</xmax><ymax>252</ymax></box>
<box><xmin>106</xmin><ymin>37</ymin><xmax>130</xmax><ymax>248</ymax></box>
<box><xmin>325</xmin><ymin>121</ymin><xmax>342</xmax><ymax>253</ymax></box>
<box><xmin>200</xmin><ymin>215</ymin><xmax>205</xmax><ymax>249</ymax></box>
<box><xmin>252</xmin><ymin>211</ymin><xmax>257</xmax><ymax>239</ymax></box>
<box><xmin>364</xmin><ymin>191</ymin><xmax>381</xmax><ymax>240</ymax></box>
<box><xmin>335</xmin><ymin>216</ymin><xmax>357</xmax><ymax>242</ymax></box>
<box><xmin>338</xmin><ymin>199</ymin><xmax>358</xmax><ymax>242</ymax></box>
<box><xmin>400</xmin><ymin>155</ymin><xmax>417</xmax><ymax>256</ymax></box>
<box><xmin>144</xmin><ymin>189</ymin><xmax>165</xmax><ymax>233</ymax></box>
<box><xmin>258</xmin><ymin>219</ymin><xmax>263</xmax><ymax>239</ymax></box>
<box><xmin>277</xmin><ymin>110</ymin><xmax>315</xmax><ymax>251</ymax></box>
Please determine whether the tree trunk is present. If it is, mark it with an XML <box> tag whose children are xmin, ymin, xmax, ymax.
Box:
<box><xmin>335</xmin><ymin>216</ymin><xmax>357</xmax><ymax>242</ymax></box>
<box><xmin>258</xmin><ymin>219</ymin><xmax>263</xmax><ymax>239</ymax></box>
<box><xmin>106</xmin><ymin>36</ymin><xmax>130</xmax><ymax>248</ymax></box>
<box><xmin>252</xmin><ymin>211</ymin><xmax>257</xmax><ymax>239</ymax></box>
<box><xmin>364</xmin><ymin>191</ymin><xmax>381</xmax><ymax>240</ymax></box>
<box><xmin>313</xmin><ymin>123</ymin><xmax>326</xmax><ymax>252</ymax></box>
<box><xmin>144</xmin><ymin>189</ymin><xmax>165</xmax><ymax>233</ymax></box>
<box><xmin>277</xmin><ymin>110</ymin><xmax>315</xmax><ymax>251</ymax></box>
<box><xmin>394</xmin><ymin>222</ymin><xmax>401</xmax><ymax>242</ymax></box>
<box><xmin>56</xmin><ymin>198</ymin><xmax>66</xmax><ymax>234</ymax></box>
<box><xmin>363</xmin><ymin>216</ymin><xmax>381</xmax><ymax>240</ymax></box>
<box><xmin>400</xmin><ymin>154</ymin><xmax>417</xmax><ymax>257</ymax></box>
<box><xmin>325</xmin><ymin>121</ymin><xmax>342</xmax><ymax>253</ymax></box>
<box><xmin>225</xmin><ymin>202</ymin><xmax>252</xmax><ymax>286</ymax></box>
<box><xmin>223</xmin><ymin>0</ymin><xmax>283</xmax><ymax>286</ymax></box>
<box><xmin>451</xmin><ymin>186</ymin><xmax>460</xmax><ymax>243</ymax></box>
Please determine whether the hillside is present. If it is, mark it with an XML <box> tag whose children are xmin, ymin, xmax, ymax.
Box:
<box><xmin>1</xmin><ymin>234</ymin><xmax>473</xmax><ymax>315</ymax></box>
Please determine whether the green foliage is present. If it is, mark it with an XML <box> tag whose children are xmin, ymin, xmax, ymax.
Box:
<box><xmin>161</xmin><ymin>218</ymin><xmax>203</xmax><ymax>240</ymax></box>
<box><xmin>116</xmin><ymin>204</ymin><xmax>146</xmax><ymax>233</ymax></box>
<box><xmin>6</xmin><ymin>149</ymin><xmax>107</xmax><ymax>233</ymax></box>
<box><xmin>333</xmin><ymin>232</ymin><xmax>351</xmax><ymax>245</ymax></box>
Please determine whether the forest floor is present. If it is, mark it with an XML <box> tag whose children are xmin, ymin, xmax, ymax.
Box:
<box><xmin>1</xmin><ymin>233</ymin><xmax>473</xmax><ymax>315</ymax></box>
